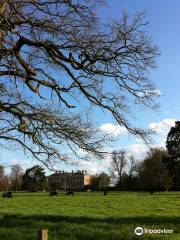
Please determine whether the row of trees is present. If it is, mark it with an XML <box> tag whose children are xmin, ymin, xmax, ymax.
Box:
<box><xmin>0</xmin><ymin>148</ymin><xmax>178</xmax><ymax>192</ymax></box>
<box><xmin>110</xmin><ymin>148</ymin><xmax>173</xmax><ymax>191</ymax></box>
<box><xmin>92</xmin><ymin>121</ymin><xmax>180</xmax><ymax>191</ymax></box>
<box><xmin>0</xmin><ymin>164</ymin><xmax>46</xmax><ymax>191</ymax></box>
<box><xmin>91</xmin><ymin>146</ymin><xmax>178</xmax><ymax>192</ymax></box>
<box><xmin>109</xmin><ymin>121</ymin><xmax>180</xmax><ymax>191</ymax></box>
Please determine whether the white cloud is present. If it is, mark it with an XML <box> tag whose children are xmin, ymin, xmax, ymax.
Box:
<box><xmin>98</xmin><ymin>123</ymin><xmax>127</xmax><ymax>137</ymax></box>
<box><xmin>151</xmin><ymin>138</ymin><xmax>166</xmax><ymax>149</ymax></box>
<box><xmin>77</xmin><ymin>143</ymin><xmax>149</xmax><ymax>174</ymax></box>
<box><xmin>148</xmin><ymin>118</ymin><xmax>177</xmax><ymax>150</ymax></box>
<box><xmin>149</xmin><ymin>118</ymin><xmax>176</xmax><ymax>133</ymax></box>
<box><xmin>126</xmin><ymin>143</ymin><xmax>148</xmax><ymax>160</ymax></box>
<box><xmin>78</xmin><ymin>158</ymin><xmax>111</xmax><ymax>175</ymax></box>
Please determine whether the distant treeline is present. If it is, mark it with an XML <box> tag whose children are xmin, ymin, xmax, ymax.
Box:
<box><xmin>0</xmin><ymin>148</ymin><xmax>179</xmax><ymax>192</ymax></box>
<box><xmin>92</xmin><ymin>148</ymin><xmax>179</xmax><ymax>192</ymax></box>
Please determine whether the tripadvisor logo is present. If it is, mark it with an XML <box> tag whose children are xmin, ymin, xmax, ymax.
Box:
<box><xmin>135</xmin><ymin>226</ymin><xmax>173</xmax><ymax>236</ymax></box>
<box><xmin>135</xmin><ymin>227</ymin><xmax>143</xmax><ymax>236</ymax></box>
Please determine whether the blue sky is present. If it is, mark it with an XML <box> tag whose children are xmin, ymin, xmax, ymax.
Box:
<box><xmin>2</xmin><ymin>1</ymin><xmax>180</xmax><ymax>174</ymax></box>
<box><xmin>102</xmin><ymin>0</ymin><xmax>180</xmax><ymax>122</ymax></box>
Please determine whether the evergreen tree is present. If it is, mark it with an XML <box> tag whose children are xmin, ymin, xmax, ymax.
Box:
<box><xmin>22</xmin><ymin>165</ymin><xmax>46</xmax><ymax>191</ymax></box>
<box><xmin>164</xmin><ymin>121</ymin><xmax>180</xmax><ymax>187</ymax></box>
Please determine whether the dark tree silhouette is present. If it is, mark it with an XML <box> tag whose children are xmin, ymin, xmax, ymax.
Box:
<box><xmin>91</xmin><ymin>172</ymin><xmax>110</xmax><ymax>191</ymax></box>
<box><xmin>127</xmin><ymin>155</ymin><xmax>137</xmax><ymax>190</ymax></box>
<box><xmin>166</xmin><ymin>121</ymin><xmax>180</xmax><ymax>158</ymax></box>
<box><xmin>138</xmin><ymin>148</ymin><xmax>173</xmax><ymax>191</ymax></box>
<box><xmin>0</xmin><ymin>1</ymin><xmax>159</xmax><ymax>166</ymax></box>
<box><xmin>22</xmin><ymin>165</ymin><xmax>46</xmax><ymax>191</ymax></box>
<box><xmin>164</xmin><ymin>121</ymin><xmax>180</xmax><ymax>187</ymax></box>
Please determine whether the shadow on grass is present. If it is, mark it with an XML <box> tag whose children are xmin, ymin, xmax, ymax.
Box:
<box><xmin>2</xmin><ymin>214</ymin><xmax>180</xmax><ymax>225</ymax></box>
<box><xmin>0</xmin><ymin>214</ymin><xmax>179</xmax><ymax>240</ymax></box>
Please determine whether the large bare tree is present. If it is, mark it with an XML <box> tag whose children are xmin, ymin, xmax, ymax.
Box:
<box><xmin>10</xmin><ymin>164</ymin><xmax>23</xmax><ymax>191</ymax></box>
<box><xmin>111</xmin><ymin>150</ymin><xmax>127</xmax><ymax>189</ymax></box>
<box><xmin>0</xmin><ymin>0</ymin><xmax>159</xmax><ymax>167</ymax></box>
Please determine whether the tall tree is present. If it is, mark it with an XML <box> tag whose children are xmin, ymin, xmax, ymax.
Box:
<box><xmin>91</xmin><ymin>172</ymin><xmax>110</xmax><ymax>191</ymax></box>
<box><xmin>111</xmin><ymin>150</ymin><xmax>127</xmax><ymax>189</ymax></box>
<box><xmin>10</xmin><ymin>164</ymin><xmax>23</xmax><ymax>191</ymax></box>
<box><xmin>127</xmin><ymin>155</ymin><xmax>137</xmax><ymax>190</ymax></box>
<box><xmin>0</xmin><ymin>165</ymin><xmax>4</xmax><ymax>179</ymax></box>
<box><xmin>0</xmin><ymin>165</ymin><xmax>11</xmax><ymax>191</ymax></box>
<box><xmin>98</xmin><ymin>172</ymin><xmax>110</xmax><ymax>190</ymax></box>
<box><xmin>91</xmin><ymin>174</ymin><xmax>99</xmax><ymax>191</ymax></box>
<box><xmin>164</xmin><ymin>121</ymin><xmax>180</xmax><ymax>187</ymax></box>
<box><xmin>0</xmin><ymin>1</ymin><xmax>159</xmax><ymax>166</ymax></box>
<box><xmin>138</xmin><ymin>148</ymin><xmax>173</xmax><ymax>191</ymax></box>
<box><xmin>22</xmin><ymin>165</ymin><xmax>46</xmax><ymax>191</ymax></box>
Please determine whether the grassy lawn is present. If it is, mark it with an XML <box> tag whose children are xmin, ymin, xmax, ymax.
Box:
<box><xmin>0</xmin><ymin>191</ymin><xmax>179</xmax><ymax>240</ymax></box>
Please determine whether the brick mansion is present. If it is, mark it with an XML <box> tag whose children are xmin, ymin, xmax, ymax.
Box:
<box><xmin>48</xmin><ymin>170</ymin><xmax>92</xmax><ymax>191</ymax></box>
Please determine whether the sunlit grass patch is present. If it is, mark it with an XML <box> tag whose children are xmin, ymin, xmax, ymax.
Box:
<box><xmin>0</xmin><ymin>191</ymin><xmax>179</xmax><ymax>239</ymax></box>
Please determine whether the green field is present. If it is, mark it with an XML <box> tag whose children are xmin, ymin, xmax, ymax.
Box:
<box><xmin>0</xmin><ymin>191</ymin><xmax>179</xmax><ymax>240</ymax></box>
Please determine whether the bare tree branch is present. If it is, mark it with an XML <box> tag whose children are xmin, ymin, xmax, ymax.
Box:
<box><xmin>0</xmin><ymin>1</ymin><xmax>159</xmax><ymax>166</ymax></box>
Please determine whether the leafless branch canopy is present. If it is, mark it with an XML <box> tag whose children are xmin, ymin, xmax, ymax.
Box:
<box><xmin>0</xmin><ymin>0</ymin><xmax>159</xmax><ymax>165</ymax></box>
